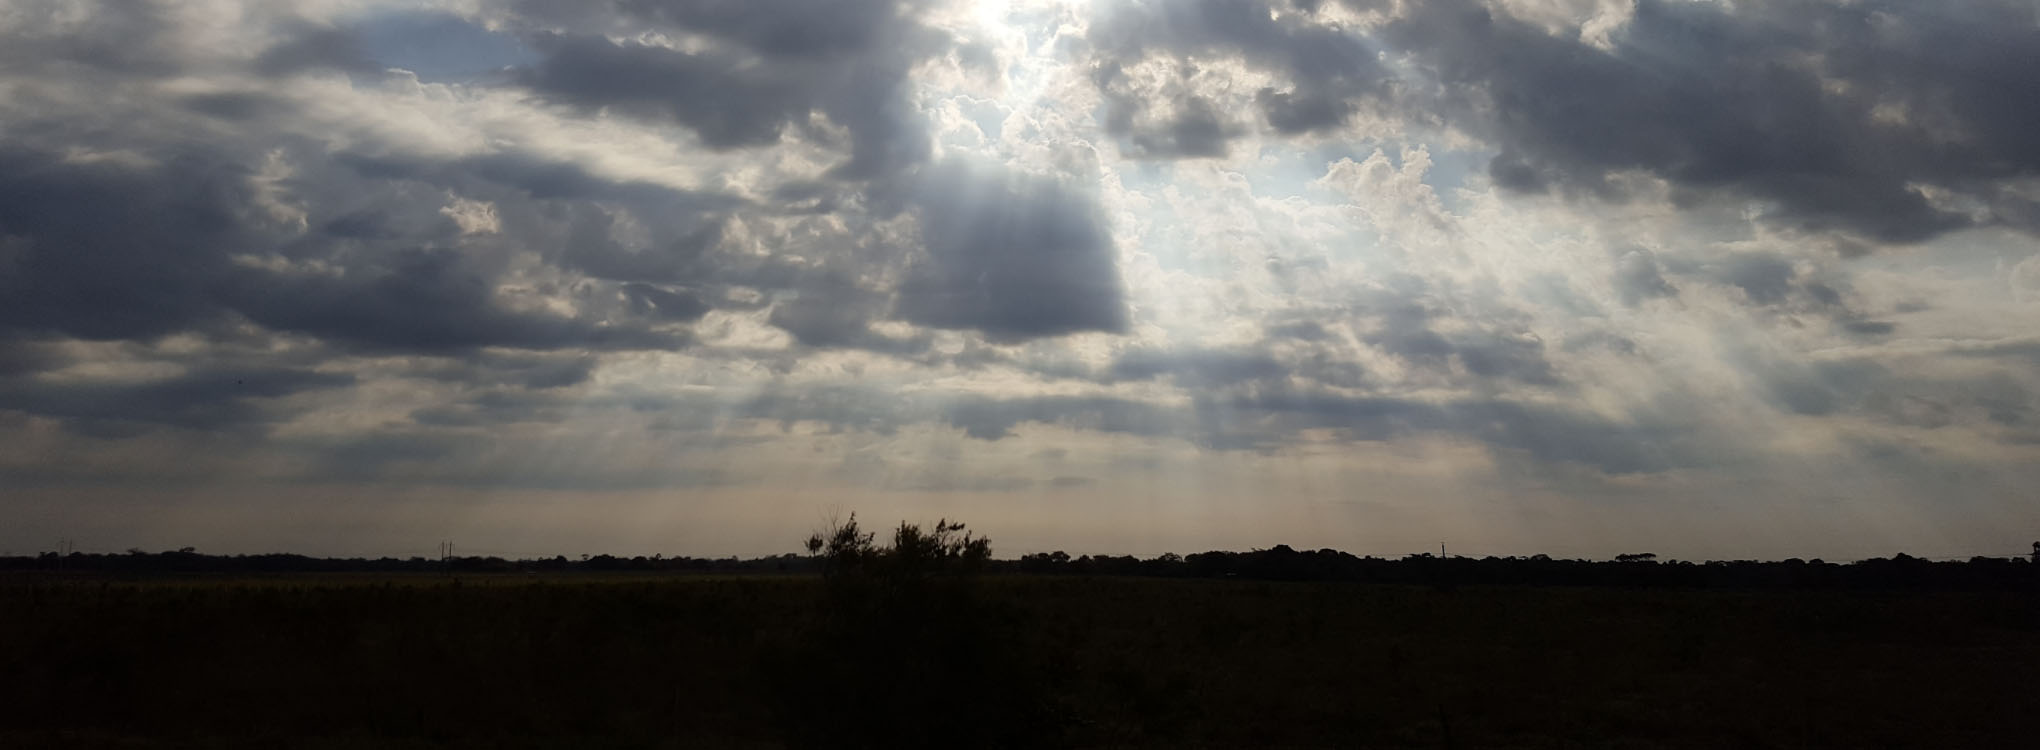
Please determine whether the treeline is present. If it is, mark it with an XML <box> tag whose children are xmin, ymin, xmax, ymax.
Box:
<box><xmin>1</xmin><ymin>549</ymin><xmax>813</xmax><ymax>575</ymax></box>
<box><xmin>6</xmin><ymin>544</ymin><xmax>2037</xmax><ymax>590</ymax></box>
<box><xmin>1007</xmin><ymin>546</ymin><xmax>2040</xmax><ymax>590</ymax></box>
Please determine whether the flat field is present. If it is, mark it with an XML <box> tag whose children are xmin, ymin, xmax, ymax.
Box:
<box><xmin>4</xmin><ymin>574</ymin><xmax>2036</xmax><ymax>748</ymax></box>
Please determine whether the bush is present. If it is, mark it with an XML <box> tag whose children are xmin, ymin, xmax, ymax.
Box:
<box><xmin>805</xmin><ymin>514</ymin><xmax>991</xmax><ymax>579</ymax></box>
<box><xmin>779</xmin><ymin>515</ymin><xmax>1046</xmax><ymax>748</ymax></box>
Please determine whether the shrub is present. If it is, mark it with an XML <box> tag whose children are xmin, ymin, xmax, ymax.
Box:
<box><xmin>779</xmin><ymin>515</ymin><xmax>1046</xmax><ymax>748</ymax></box>
<box><xmin>805</xmin><ymin>515</ymin><xmax>991</xmax><ymax>579</ymax></box>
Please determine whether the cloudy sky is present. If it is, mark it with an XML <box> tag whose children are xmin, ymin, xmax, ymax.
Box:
<box><xmin>3</xmin><ymin>0</ymin><xmax>2038</xmax><ymax>560</ymax></box>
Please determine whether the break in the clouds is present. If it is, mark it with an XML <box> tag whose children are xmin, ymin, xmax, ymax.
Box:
<box><xmin>1</xmin><ymin>0</ymin><xmax>2037</xmax><ymax>561</ymax></box>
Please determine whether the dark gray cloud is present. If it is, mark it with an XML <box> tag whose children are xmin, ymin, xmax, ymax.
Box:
<box><xmin>1087</xmin><ymin>0</ymin><xmax>1390</xmax><ymax>157</ymax></box>
<box><xmin>410</xmin><ymin>389</ymin><xmax>572</xmax><ymax>428</ymax></box>
<box><xmin>1214</xmin><ymin>389</ymin><xmax>1720</xmax><ymax>474</ymax></box>
<box><xmin>332</xmin><ymin>150</ymin><xmax>751</xmax><ymax>331</ymax></box>
<box><xmin>226</xmin><ymin>248</ymin><xmax>690</xmax><ymax>354</ymax></box>
<box><xmin>1379</xmin><ymin>0</ymin><xmax>2040</xmax><ymax>244</ymax></box>
<box><xmin>402</xmin><ymin>352</ymin><xmax>601</xmax><ymax>391</ymax></box>
<box><xmin>1613</xmin><ymin>249</ymin><xmax>1677</xmax><ymax>306</ymax></box>
<box><xmin>947</xmin><ymin>387</ymin><xmax>1712</xmax><ymax>475</ymax></box>
<box><xmin>1107</xmin><ymin>346</ymin><xmax>1286</xmax><ymax>387</ymax></box>
<box><xmin>1716</xmin><ymin>253</ymin><xmax>1799</xmax><ymax>306</ymax></box>
<box><xmin>611</xmin><ymin>0</ymin><xmax>935</xmax><ymax>61</ymax></box>
<box><xmin>895</xmin><ymin>162</ymin><xmax>1129</xmax><ymax>341</ymax></box>
<box><xmin>1087</xmin><ymin>0</ymin><xmax>2040</xmax><ymax>245</ymax></box>
<box><xmin>510</xmin><ymin>0</ymin><xmax>945</xmax><ymax>179</ymax></box>
<box><xmin>0</xmin><ymin>0</ymin><xmax>183</xmax><ymax>76</ymax></box>
<box><xmin>300</xmin><ymin>427</ymin><xmax>735</xmax><ymax>491</ymax></box>
<box><xmin>517</xmin><ymin>34</ymin><xmax>817</xmax><ymax>150</ymax></box>
<box><xmin>549</xmin><ymin>205</ymin><xmax>726</xmax><ymax>284</ymax></box>
<box><xmin>1757</xmin><ymin>358</ymin><xmax>1887</xmax><ymax>417</ymax></box>
<box><xmin>252</xmin><ymin>27</ymin><xmax>380</xmax><ymax>77</ymax></box>
<box><xmin>1666</xmin><ymin>250</ymin><xmax>1901</xmax><ymax>336</ymax></box>
<box><xmin>1839</xmin><ymin>319</ymin><xmax>1897</xmax><ymax>337</ymax></box>
<box><xmin>1740</xmin><ymin>352</ymin><xmax>2039</xmax><ymax>445</ymax></box>
<box><xmin>767</xmin><ymin>276</ymin><xmax>934</xmax><ymax>355</ymax></box>
<box><xmin>1265</xmin><ymin>319</ymin><xmax>1334</xmax><ymax>341</ymax></box>
<box><xmin>1452</xmin><ymin>331</ymin><xmax>1558</xmax><ymax>385</ymax></box>
<box><xmin>0</xmin><ymin>148</ymin><xmax>248</xmax><ymax>342</ymax></box>
<box><xmin>0</xmin><ymin>136</ymin><xmax>715</xmax><ymax>445</ymax></box>
<box><xmin>337</xmin><ymin>150</ymin><xmax>742</xmax><ymax>207</ymax></box>
<box><xmin>945</xmin><ymin>395</ymin><xmax>1181</xmax><ymax>441</ymax></box>
<box><xmin>0</xmin><ymin>364</ymin><xmax>354</xmax><ymax>436</ymax></box>
<box><xmin>0</xmin><ymin>339</ymin><xmax>67</xmax><ymax>377</ymax></box>
<box><xmin>740</xmin><ymin>385</ymin><xmax>915</xmax><ymax>436</ymax></box>
<box><xmin>622</xmin><ymin>283</ymin><xmax>713</xmax><ymax>323</ymax></box>
<box><xmin>180</xmin><ymin>91</ymin><xmax>292</xmax><ymax>122</ymax></box>
<box><xmin>492</xmin><ymin>2</ymin><xmax>1145</xmax><ymax>353</ymax></box>
<box><xmin>1090</xmin><ymin>70</ymin><xmax>1241</xmax><ymax>159</ymax></box>
<box><xmin>1350</xmin><ymin>276</ymin><xmax>1561</xmax><ymax>387</ymax></box>
<box><xmin>719</xmin><ymin>378</ymin><xmax>1716</xmax><ymax>476</ymax></box>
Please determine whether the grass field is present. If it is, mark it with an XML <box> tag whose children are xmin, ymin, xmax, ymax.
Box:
<box><xmin>5</xmin><ymin>574</ymin><xmax>2037</xmax><ymax>748</ymax></box>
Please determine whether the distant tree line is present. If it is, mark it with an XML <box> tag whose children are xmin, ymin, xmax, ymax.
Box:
<box><xmin>1007</xmin><ymin>545</ymin><xmax>2039</xmax><ymax>590</ymax></box>
<box><xmin>6</xmin><ymin>542</ymin><xmax>2036</xmax><ymax>590</ymax></box>
<box><xmin>0</xmin><ymin>548</ymin><xmax>814</xmax><ymax>575</ymax></box>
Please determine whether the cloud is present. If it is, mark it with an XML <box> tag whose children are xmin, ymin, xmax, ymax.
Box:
<box><xmin>1379</xmin><ymin>0</ymin><xmax>2040</xmax><ymax>244</ymax></box>
<box><xmin>895</xmin><ymin>160</ymin><xmax>1129</xmax><ymax>341</ymax></box>
<box><xmin>2</xmin><ymin>0</ymin><xmax>2037</xmax><ymax>558</ymax></box>
<box><xmin>1613</xmin><ymin>249</ymin><xmax>1677</xmax><ymax>306</ymax></box>
<box><xmin>0</xmin><ymin>0</ymin><xmax>185</xmax><ymax>76</ymax></box>
<box><xmin>1107</xmin><ymin>346</ymin><xmax>1286</xmax><ymax>387</ymax></box>
<box><xmin>1715</xmin><ymin>252</ymin><xmax>1799</xmax><ymax>307</ymax></box>
<box><xmin>229</xmin><ymin>248</ymin><xmax>692</xmax><ymax>353</ymax></box>
<box><xmin>1085</xmin><ymin>0</ymin><xmax>2040</xmax><ymax>245</ymax></box>
<box><xmin>0</xmin><ymin>132</ymin><xmax>714</xmax><ymax>356</ymax></box>
<box><xmin>509</xmin><ymin>0</ymin><xmax>947</xmax><ymax>178</ymax></box>
<box><xmin>0</xmin><ymin>148</ymin><xmax>250</xmax><ymax>342</ymax></box>
<box><xmin>517</xmin><ymin>34</ymin><xmax>822</xmax><ymax>150</ymax></box>
<box><xmin>1086</xmin><ymin>0</ymin><xmax>1391</xmax><ymax>156</ymax></box>
<box><xmin>0</xmin><ymin>364</ymin><xmax>354</xmax><ymax>436</ymax></box>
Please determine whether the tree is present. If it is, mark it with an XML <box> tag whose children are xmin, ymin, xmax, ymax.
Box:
<box><xmin>804</xmin><ymin>513</ymin><xmax>876</xmax><ymax>574</ymax></box>
<box><xmin>780</xmin><ymin>516</ymin><xmax>1041</xmax><ymax>748</ymax></box>
<box><xmin>805</xmin><ymin>515</ymin><xmax>989</xmax><ymax>578</ymax></box>
<box><xmin>886</xmin><ymin>518</ymin><xmax>991</xmax><ymax>576</ymax></box>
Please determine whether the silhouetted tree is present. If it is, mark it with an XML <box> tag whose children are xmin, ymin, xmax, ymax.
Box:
<box><xmin>778</xmin><ymin>516</ymin><xmax>1044</xmax><ymax>748</ymax></box>
<box><xmin>805</xmin><ymin>513</ymin><xmax>875</xmax><ymax>572</ymax></box>
<box><xmin>806</xmin><ymin>515</ymin><xmax>989</xmax><ymax>578</ymax></box>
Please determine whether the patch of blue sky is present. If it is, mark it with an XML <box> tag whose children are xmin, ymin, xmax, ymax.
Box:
<box><xmin>1416</xmin><ymin>147</ymin><xmax>1490</xmax><ymax>212</ymax></box>
<box><xmin>1114</xmin><ymin>167</ymin><xmax>1387</xmax><ymax>279</ymax></box>
<box><xmin>1235</xmin><ymin>139</ymin><xmax>1493</xmax><ymax>215</ymax></box>
<box><xmin>352</xmin><ymin>12</ymin><xmax>536</xmax><ymax>83</ymax></box>
<box><xmin>1113</xmin><ymin>159</ymin><xmax>1177</xmax><ymax>194</ymax></box>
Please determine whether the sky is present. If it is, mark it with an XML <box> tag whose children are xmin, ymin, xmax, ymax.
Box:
<box><xmin>2</xmin><ymin>0</ymin><xmax>2038</xmax><ymax>561</ymax></box>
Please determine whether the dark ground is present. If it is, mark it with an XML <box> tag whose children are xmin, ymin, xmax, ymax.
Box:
<box><xmin>4</xmin><ymin>574</ymin><xmax>2037</xmax><ymax>748</ymax></box>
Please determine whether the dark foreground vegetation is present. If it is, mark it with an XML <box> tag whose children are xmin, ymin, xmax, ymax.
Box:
<box><xmin>11</xmin><ymin>542</ymin><xmax>2040</xmax><ymax>591</ymax></box>
<box><xmin>5</xmin><ymin>523</ymin><xmax>2038</xmax><ymax>748</ymax></box>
